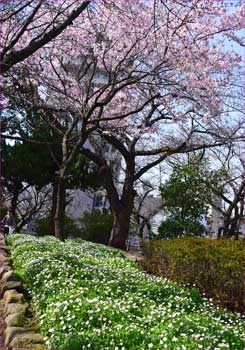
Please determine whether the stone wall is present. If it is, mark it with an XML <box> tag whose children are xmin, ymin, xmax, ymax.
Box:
<box><xmin>0</xmin><ymin>247</ymin><xmax>46</xmax><ymax>350</ymax></box>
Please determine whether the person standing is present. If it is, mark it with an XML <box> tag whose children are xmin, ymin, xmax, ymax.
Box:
<box><xmin>1</xmin><ymin>209</ymin><xmax>16</xmax><ymax>235</ymax></box>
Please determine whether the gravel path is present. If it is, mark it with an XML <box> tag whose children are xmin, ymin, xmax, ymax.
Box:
<box><xmin>123</xmin><ymin>251</ymin><xmax>144</xmax><ymax>261</ymax></box>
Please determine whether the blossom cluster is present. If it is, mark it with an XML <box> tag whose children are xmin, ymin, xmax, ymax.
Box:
<box><xmin>2</xmin><ymin>1</ymin><xmax>244</xmax><ymax>134</ymax></box>
<box><xmin>8</xmin><ymin>234</ymin><xmax>244</xmax><ymax>350</ymax></box>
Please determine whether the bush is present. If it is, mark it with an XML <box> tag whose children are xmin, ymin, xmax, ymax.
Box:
<box><xmin>35</xmin><ymin>215</ymin><xmax>82</xmax><ymax>238</ymax></box>
<box><xmin>141</xmin><ymin>237</ymin><xmax>244</xmax><ymax>313</ymax></box>
<box><xmin>157</xmin><ymin>216</ymin><xmax>206</xmax><ymax>238</ymax></box>
<box><xmin>35</xmin><ymin>210</ymin><xmax>113</xmax><ymax>244</ymax></box>
<box><xmin>78</xmin><ymin>209</ymin><xmax>113</xmax><ymax>244</ymax></box>
<box><xmin>1</xmin><ymin>206</ymin><xmax>8</xmax><ymax>219</ymax></box>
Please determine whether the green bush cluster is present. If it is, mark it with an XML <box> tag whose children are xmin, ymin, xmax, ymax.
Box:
<box><xmin>157</xmin><ymin>216</ymin><xmax>206</xmax><ymax>239</ymax></box>
<box><xmin>7</xmin><ymin>234</ymin><xmax>244</xmax><ymax>350</ymax></box>
<box><xmin>35</xmin><ymin>215</ymin><xmax>82</xmax><ymax>238</ymax></box>
<box><xmin>78</xmin><ymin>209</ymin><xmax>113</xmax><ymax>244</ymax></box>
<box><xmin>141</xmin><ymin>237</ymin><xmax>244</xmax><ymax>313</ymax></box>
<box><xmin>35</xmin><ymin>210</ymin><xmax>112</xmax><ymax>244</ymax></box>
<box><xmin>1</xmin><ymin>206</ymin><xmax>8</xmax><ymax>218</ymax></box>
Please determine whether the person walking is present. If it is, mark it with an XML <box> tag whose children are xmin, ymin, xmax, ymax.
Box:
<box><xmin>1</xmin><ymin>209</ymin><xmax>16</xmax><ymax>235</ymax></box>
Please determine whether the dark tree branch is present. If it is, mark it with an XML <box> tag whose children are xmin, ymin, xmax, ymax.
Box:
<box><xmin>2</xmin><ymin>1</ymin><xmax>91</xmax><ymax>73</ymax></box>
<box><xmin>3</xmin><ymin>1</ymin><xmax>43</xmax><ymax>56</ymax></box>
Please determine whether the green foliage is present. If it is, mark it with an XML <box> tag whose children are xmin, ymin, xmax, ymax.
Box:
<box><xmin>141</xmin><ymin>237</ymin><xmax>244</xmax><ymax>313</ymax></box>
<box><xmin>35</xmin><ymin>215</ymin><xmax>82</xmax><ymax>238</ymax></box>
<box><xmin>158</xmin><ymin>156</ymin><xmax>219</xmax><ymax>238</ymax></box>
<box><xmin>67</xmin><ymin>154</ymin><xmax>102</xmax><ymax>191</ymax></box>
<box><xmin>35</xmin><ymin>210</ymin><xmax>113</xmax><ymax>244</ymax></box>
<box><xmin>157</xmin><ymin>215</ymin><xmax>206</xmax><ymax>238</ymax></box>
<box><xmin>3</xmin><ymin>140</ymin><xmax>102</xmax><ymax>193</ymax></box>
<box><xmin>78</xmin><ymin>209</ymin><xmax>113</xmax><ymax>244</ymax></box>
<box><xmin>7</xmin><ymin>234</ymin><xmax>244</xmax><ymax>350</ymax></box>
<box><xmin>1</xmin><ymin>206</ymin><xmax>8</xmax><ymax>219</ymax></box>
<box><xmin>3</xmin><ymin>141</ymin><xmax>55</xmax><ymax>193</ymax></box>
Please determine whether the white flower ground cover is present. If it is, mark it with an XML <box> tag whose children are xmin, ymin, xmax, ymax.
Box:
<box><xmin>8</xmin><ymin>234</ymin><xmax>244</xmax><ymax>350</ymax></box>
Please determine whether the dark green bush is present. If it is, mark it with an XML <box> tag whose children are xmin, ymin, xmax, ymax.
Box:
<box><xmin>35</xmin><ymin>210</ymin><xmax>113</xmax><ymax>244</ymax></box>
<box><xmin>141</xmin><ymin>237</ymin><xmax>244</xmax><ymax>313</ymax></box>
<box><xmin>1</xmin><ymin>206</ymin><xmax>8</xmax><ymax>219</ymax></box>
<box><xmin>78</xmin><ymin>209</ymin><xmax>113</xmax><ymax>245</ymax></box>
<box><xmin>157</xmin><ymin>215</ymin><xmax>206</xmax><ymax>238</ymax></box>
<box><xmin>35</xmin><ymin>215</ymin><xmax>82</xmax><ymax>238</ymax></box>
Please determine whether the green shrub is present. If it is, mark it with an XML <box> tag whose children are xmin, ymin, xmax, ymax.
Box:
<box><xmin>157</xmin><ymin>216</ymin><xmax>206</xmax><ymax>238</ymax></box>
<box><xmin>78</xmin><ymin>209</ymin><xmax>113</xmax><ymax>245</ymax></box>
<box><xmin>35</xmin><ymin>215</ymin><xmax>82</xmax><ymax>238</ymax></box>
<box><xmin>1</xmin><ymin>206</ymin><xmax>8</xmax><ymax>219</ymax></box>
<box><xmin>35</xmin><ymin>210</ymin><xmax>112</xmax><ymax>244</ymax></box>
<box><xmin>141</xmin><ymin>237</ymin><xmax>244</xmax><ymax>313</ymax></box>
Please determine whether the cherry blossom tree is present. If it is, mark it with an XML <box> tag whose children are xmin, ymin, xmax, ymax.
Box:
<box><xmin>2</xmin><ymin>0</ymin><xmax>244</xmax><ymax>244</ymax></box>
<box><xmin>0</xmin><ymin>0</ymin><xmax>91</xmax><ymax>73</ymax></box>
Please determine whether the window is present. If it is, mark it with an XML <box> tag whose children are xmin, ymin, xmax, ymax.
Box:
<box><xmin>93</xmin><ymin>194</ymin><xmax>104</xmax><ymax>208</ymax></box>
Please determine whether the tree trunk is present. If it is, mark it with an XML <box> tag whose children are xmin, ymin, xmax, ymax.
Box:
<box><xmin>16</xmin><ymin>217</ymin><xmax>30</xmax><ymax>232</ymax></box>
<box><xmin>109</xmin><ymin>206</ymin><xmax>133</xmax><ymax>250</ymax></box>
<box><xmin>139</xmin><ymin>219</ymin><xmax>151</xmax><ymax>239</ymax></box>
<box><xmin>228</xmin><ymin>206</ymin><xmax>239</xmax><ymax>239</ymax></box>
<box><xmin>223</xmin><ymin>211</ymin><xmax>231</xmax><ymax>237</ymax></box>
<box><xmin>50</xmin><ymin>178</ymin><xmax>58</xmax><ymax>235</ymax></box>
<box><xmin>11</xmin><ymin>184</ymin><xmax>21</xmax><ymax>216</ymax></box>
<box><xmin>223</xmin><ymin>206</ymin><xmax>240</xmax><ymax>239</ymax></box>
<box><xmin>54</xmin><ymin>175</ymin><xmax>66</xmax><ymax>240</ymax></box>
<box><xmin>217</xmin><ymin>226</ymin><xmax>223</xmax><ymax>239</ymax></box>
<box><xmin>108</xmin><ymin>159</ymin><xmax>136</xmax><ymax>250</ymax></box>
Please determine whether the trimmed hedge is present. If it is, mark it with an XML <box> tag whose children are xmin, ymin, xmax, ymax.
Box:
<box><xmin>141</xmin><ymin>237</ymin><xmax>244</xmax><ymax>313</ymax></box>
<box><xmin>7</xmin><ymin>234</ymin><xmax>244</xmax><ymax>350</ymax></box>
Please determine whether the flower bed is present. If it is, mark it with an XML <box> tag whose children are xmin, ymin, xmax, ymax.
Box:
<box><xmin>7</xmin><ymin>234</ymin><xmax>244</xmax><ymax>350</ymax></box>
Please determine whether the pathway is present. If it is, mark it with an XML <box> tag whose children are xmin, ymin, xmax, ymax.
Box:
<box><xmin>123</xmin><ymin>251</ymin><xmax>144</xmax><ymax>262</ymax></box>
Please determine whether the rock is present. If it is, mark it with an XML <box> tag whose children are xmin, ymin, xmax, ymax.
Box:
<box><xmin>3</xmin><ymin>290</ymin><xmax>25</xmax><ymax>304</ymax></box>
<box><xmin>4</xmin><ymin>303</ymin><xmax>28</xmax><ymax>317</ymax></box>
<box><xmin>2</xmin><ymin>270</ymin><xmax>19</xmax><ymax>283</ymax></box>
<box><xmin>0</xmin><ymin>253</ymin><xmax>8</xmax><ymax>261</ymax></box>
<box><xmin>12</xmin><ymin>347</ymin><xmax>46</xmax><ymax>350</ymax></box>
<box><xmin>0</xmin><ymin>256</ymin><xmax>11</xmax><ymax>264</ymax></box>
<box><xmin>11</xmin><ymin>348</ymin><xmax>33</xmax><ymax>350</ymax></box>
<box><xmin>1</xmin><ymin>281</ymin><xmax>26</xmax><ymax>297</ymax></box>
<box><xmin>0</xmin><ymin>265</ymin><xmax>11</xmax><ymax>279</ymax></box>
<box><xmin>2</xmin><ymin>260</ymin><xmax>12</xmax><ymax>268</ymax></box>
<box><xmin>0</xmin><ymin>246</ymin><xmax>10</xmax><ymax>253</ymax></box>
<box><xmin>9</xmin><ymin>332</ymin><xmax>44</xmax><ymax>349</ymax></box>
<box><xmin>11</xmin><ymin>348</ymin><xmax>34</xmax><ymax>350</ymax></box>
<box><xmin>5</xmin><ymin>312</ymin><xmax>25</xmax><ymax>327</ymax></box>
<box><xmin>4</xmin><ymin>326</ymin><xmax>27</xmax><ymax>346</ymax></box>
<box><xmin>0</xmin><ymin>250</ymin><xmax>8</xmax><ymax>257</ymax></box>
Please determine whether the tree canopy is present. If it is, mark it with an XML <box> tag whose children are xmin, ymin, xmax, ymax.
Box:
<box><xmin>158</xmin><ymin>156</ymin><xmax>220</xmax><ymax>238</ymax></box>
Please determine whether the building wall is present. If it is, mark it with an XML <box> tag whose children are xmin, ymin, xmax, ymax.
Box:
<box><xmin>66</xmin><ymin>190</ymin><xmax>94</xmax><ymax>219</ymax></box>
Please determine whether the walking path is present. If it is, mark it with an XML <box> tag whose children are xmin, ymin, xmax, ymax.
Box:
<box><xmin>123</xmin><ymin>251</ymin><xmax>144</xmax><ymax>262</ymax></box>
